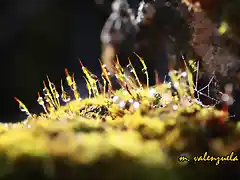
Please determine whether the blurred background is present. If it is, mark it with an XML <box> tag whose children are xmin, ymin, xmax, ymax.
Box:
<box><xmin>0</xmin><ymin>0</ymin><xmax>114</xmax><ymax>122</ymax></box>
<box><xmin>0</xmin><ymin>0</ymin><xmax>144</xmax><ymax>123</ymax></box>
<box><xmin>0</xmin><ymin>0</ymin><xmax>161</xmax><ymax>123</ymax></box>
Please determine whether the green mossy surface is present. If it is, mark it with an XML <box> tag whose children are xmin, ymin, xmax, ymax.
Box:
<box><xmin>0</xmin><ymin>82</ymin><xmax>240</xmax><ymax>180</ymax></box>
<box><xmin>2</xmin><ymin>62</ymin><xmax>240</xmax><ymax>180</ymax></box>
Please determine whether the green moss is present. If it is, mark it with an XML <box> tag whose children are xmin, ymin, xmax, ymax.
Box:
<box><xmin>2</xmin><ymin>64</ymin><xmax>240</xmax><ymax>180</ymax></box>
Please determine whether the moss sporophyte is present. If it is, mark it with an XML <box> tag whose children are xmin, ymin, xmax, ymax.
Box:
<box><xmin>13</xmin><ymin>54</ymin><xmax>231</xmax><ymax>124</ymax></box>
<box><xmin>3</xmin><ymin>53</ymin><xmax>238</xmax><ymax>180</ymax></box>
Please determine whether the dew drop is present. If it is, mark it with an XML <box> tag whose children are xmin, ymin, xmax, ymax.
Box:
<box><xmin>119</xmin><ymin>101</ymin><xmax>126</xmax><ymax>108</ymax></box>
<box><xmin>133</xmin><ymin>101</ymin><xmax>140</xmax><ymax>109</ymax></box>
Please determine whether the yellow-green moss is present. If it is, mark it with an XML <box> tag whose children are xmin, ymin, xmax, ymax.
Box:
<box><xmin>1</xmin><ymin>66</ymin><xmax>240</xmax><ymax>180</ymax></box>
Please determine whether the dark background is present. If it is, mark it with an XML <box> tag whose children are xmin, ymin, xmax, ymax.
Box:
<box><xmin>0</xmin><ymin>0</ymin><xmax>142</xmax><ymax>123</ymax></box>
<box><xmin>0</xmin><ymin>0</ymin><xmax>114</xmax><ymax>122</ymax></box>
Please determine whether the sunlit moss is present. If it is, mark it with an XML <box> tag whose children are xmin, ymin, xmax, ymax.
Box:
<box><xmin>2</xmin><ymin>57</ymin><xmax>240</xmax><ymax>180</ymax></box>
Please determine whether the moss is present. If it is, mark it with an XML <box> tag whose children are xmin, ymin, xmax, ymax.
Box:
<box><xmin>2</xmin><ymin>61</ymin><xmax>240</xmax><ymax>180</ymax></box>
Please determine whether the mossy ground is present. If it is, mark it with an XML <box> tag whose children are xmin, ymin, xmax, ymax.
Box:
<box><xmin>0</xmin><ymin>76</ymin><xmax>240</xmax><ymax>180</ymax></box>
<box><xmin>1</xmin><ymin>55</ymin><xmax>240</xmax><ymax>180</ymax></box>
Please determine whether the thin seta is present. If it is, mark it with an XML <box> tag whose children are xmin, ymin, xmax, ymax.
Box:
<box><xmin>15</xmin><ymin>53</ymin><xmax>151</xmax><ymax>116</ymax></box>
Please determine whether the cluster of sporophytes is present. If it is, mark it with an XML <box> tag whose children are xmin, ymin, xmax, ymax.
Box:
<box><xmin>0</xmin><ymin>55</ymin><xmax>240</xmax><ymax>180</ymax></box>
